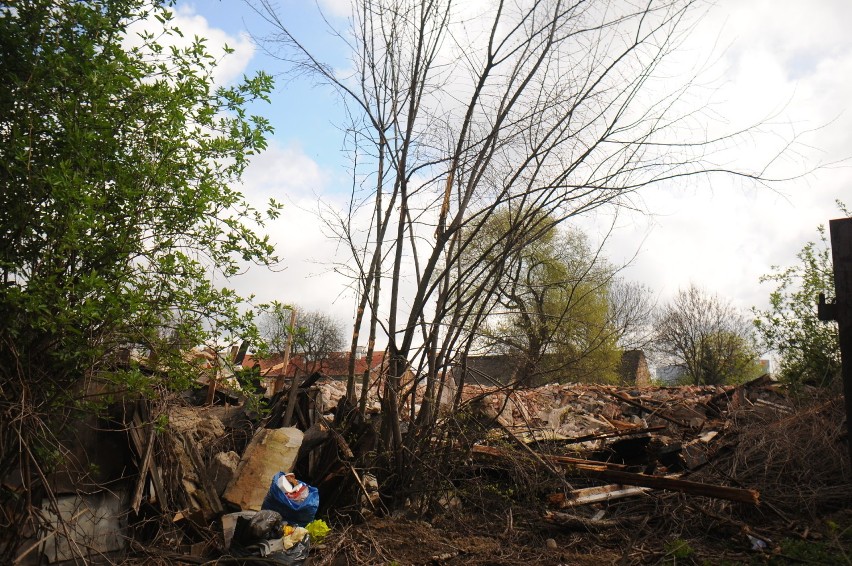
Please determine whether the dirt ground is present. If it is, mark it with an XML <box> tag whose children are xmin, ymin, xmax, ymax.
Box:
<box><xmin>313</xmin><ymin>515</ymin><xmax>622</xmax><ymax>566</ymax></box>
<box><xmin>307</xmin><ymin>507</ymin><xmax>852</xmax><ymax>566</ymax></box>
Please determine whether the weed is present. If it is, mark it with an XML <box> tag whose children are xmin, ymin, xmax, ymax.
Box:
<box><xmin>664</xmin><ymin>538</ymin><xmax>695</xmax><ymax>562</ymax></box>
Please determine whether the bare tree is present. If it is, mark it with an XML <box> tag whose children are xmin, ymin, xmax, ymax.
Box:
<box><xmin>654</xmin><ymin>284</ymin><xmax>759</xmax><ymax>385</ymax></box>
<box><xmin>293</xmin><ymin>309</ymin><xmax>346</xmax><ymax>373</ymax></box>
<box><xmin>254</xmin><ymin>0</ymin><xmax>788</xmax><ymax>504</ymax></box>
<box><xmin>259</xmin><ymin>302</ymin><xmax>293</xmax><ymax>356</ymax></box>
<box><xmin>609</xmin><ymin>279</ymin><xmax>656</xmax><ymax>351</ymax></box>
<box><xmin>260</xmin><ymin>304</ymin><xmax>346</xmax><ymax>374</ymax></box>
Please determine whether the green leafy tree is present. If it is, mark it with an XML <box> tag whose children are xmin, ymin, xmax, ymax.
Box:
<box><xmin>260</xmin><ymin>302</ymin><xmax>297</xmax><ymax>357</ymax></box>
<box><xmin>753</xmin><ymin>204</ymin><xmax>847</xmax><ymax>386</ymax></box>
<box><xmin>468</xmin><ymin>213</ymin><xmax>626</xmax><ymax>385</ymax></box>
<box><xmin>0</xmin><ymin>0</ymin><xmax>276</xmax><ymax>548</ymax></box>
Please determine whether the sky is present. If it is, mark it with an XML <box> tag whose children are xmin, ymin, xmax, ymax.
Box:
<box><xmin>168</xmin><ymin>0</ymin><xmax>851</xmax><ymax>327</ymax></box>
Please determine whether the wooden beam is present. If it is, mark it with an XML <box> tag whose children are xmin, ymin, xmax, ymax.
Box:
<box><xmin>548</xmin><ymin>484</ymin><xmax>652</xmax><ymax>508</ymax></box>
<box><xmin>581</xmin><ymin>468</ymin><xmax>759</xmax><ymax>505</ymax></box>
<box><xmin>131</xmin><ymin>425</ymin><xmax>156</xmax><ymax>514</ymax></box>
<box><xmin>130</xmin><ymin>407</ymin><xmax>167</xmax><ymax>510</ymax></box>
<box><xmin>470</xmin><ymin>444</ymin><xmax>759</xmax><ymax>504</ymax></box>
<box><xmin>282</xmin><ymin>309</ymin><xmax>300</xmax><ymax>426</ymax></box>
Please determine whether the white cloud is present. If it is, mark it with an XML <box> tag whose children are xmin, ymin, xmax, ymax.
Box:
<box><xmin>317</xmin><ymin>0</ymin><xmax>353</xmax><ymax>19</ymax></box>
<box><xmin>586</xmin><ymin>0</ymin><xmax>852</xmax><ymax>314</ymax></box>
<box><xmin>126</xmin><ymin>4</ymin><xmax>255</xmax><ymax>87</ymax></box>
<box><xmin>229</xmin><ymin>141</ymin><xmax>359</xmax><ymax>315</ymax></box>
<box><xmin>241</xmin><ymin>140</ymin><xmax>329</xmax><ymax>200</ymax></box>
<box><xmin>124</xmin><ymin>5</ymin><xmax>357</xmax><ymax>319</ymax></box>
<box><xmin>205</xmin><ymin>0</ymin><xmax>852</xmax><ymax>330</ymax></box>
<box><xmin>171</xmin><ymin>5</ymin><xmax>255</xmax><ymax>86</ymax></box>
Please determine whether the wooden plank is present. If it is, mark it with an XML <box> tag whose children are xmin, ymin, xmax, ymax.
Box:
<box><xmin>282</xmin><ymin>309</ymin><xmax>300</xmax><ymax>425</ymax></box>
<box><xmin>273</xmin><ymin>309</ymin><xmax>297</xmax><ymax>397</ymax></box>
<box><xmin>578</xmin><ymin>468</ymin><xmax>759</xmax><ymax>505</ymax></box>
<box><xmin>130</xmin><ymin>407</ymin><xmax>167</xmax><ymax>510</ymax></box>
<box><xmin>470</xmin><ymin>444</ymin><xmax>759</xmax><ymax>504</ymax></box>
<box><xmin>181</xmin><ymin>432</ymin><xmax>223</xmax><ymax>517</ymax></box>
<box><xmin>131</xmin><ymin>426</ymin><xmax>156</xmax><ymax>513</ymax></box>
<box><xmin>548</xmin><ymin>484</ymin><xmax>652</xmax><ymax>508</ymax></box>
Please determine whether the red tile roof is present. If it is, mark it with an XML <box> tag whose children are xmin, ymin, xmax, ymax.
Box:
<box><xmin>241</xmin><ymin>352</ymin><xmax>380</xmax><ymax>379</ymax></box>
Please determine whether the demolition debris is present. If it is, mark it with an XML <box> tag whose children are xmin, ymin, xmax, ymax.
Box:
<box><xmin>6</xmin><ymin>356</ymin><xmax>851</xmax><ymax>564</ymax></box>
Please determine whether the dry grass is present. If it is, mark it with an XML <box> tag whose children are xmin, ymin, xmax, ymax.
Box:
<box><xmin>707</xmin><ymin>391</ymin><xmax>852</xmax><ymax>520</ymax></box>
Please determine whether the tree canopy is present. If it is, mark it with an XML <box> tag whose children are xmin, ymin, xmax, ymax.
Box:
<box><xmin>0</xmin><ymin>0</ymin><xmax>276</xmax><ymax>493</ymax></box>
<box><xmin>754</xmin><ymin>203</ymin><xmax>846</xmax><ymax>387</ymax></box>
<box><xmin>467</xmin><ymin>212</ymin><xmax>632</xmax><ymax>385</ymax></box>
<box><xmin>260</xmin><ymin>303</ymin><xmax>347</xmax><ymax>373</ymax></box>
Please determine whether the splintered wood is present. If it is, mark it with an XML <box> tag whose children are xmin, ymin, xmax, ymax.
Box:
<box><xmin>465</xmin><ymin>375</ymin><xmax>789</xmax><ymax>510</ymax></box>
<box><xmin>471</xmin><ymin>445</ymin><xmax>760</xmax><ymax>505</ymax></box>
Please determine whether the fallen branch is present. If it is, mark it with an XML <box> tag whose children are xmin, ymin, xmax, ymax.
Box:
<box><xmin>497</xmin><ymin>422</ymin><xmax>566</xmax><ymax>478</ymax></box>
<box><xmin>548</xmin><ymin>484</ymin><xmax>652</xmax><ymax>508</ymax></box>
<box><xmin>471</xmin><ymin>444</ymin><xmax>760</xmax><ymax>505</ymax></box>
<box><xmin>579</xmin><ymin>468</ymin><xmax>759</xmax><ymax>505</ymax></box>
<box><xmin>471</xmin><ymin>444</ymin><xmax>629</xmax><ymax>471</ymax></box>
<box><xmin>543</xmin><ymin>510</ymin><xmax>625</xmax><ymax>529</ymax></box>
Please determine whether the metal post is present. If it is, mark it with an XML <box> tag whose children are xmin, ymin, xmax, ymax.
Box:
<box><xmin>829</xmin><ymin>217</ymin><xmax>852</xmax><ymax>467</ymax></box>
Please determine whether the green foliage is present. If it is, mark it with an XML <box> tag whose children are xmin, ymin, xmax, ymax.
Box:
<box><xmin>766</xmin><ymin>517</ymin><xmax>852</xmax><ymax>564</ymax></box>
<box><xmin>259</xmin><ymin>303</ymin><xmax>346</xmax><ymax>367</ymax></box>
<box><xmin>753</xmin><ymin>203</ymin><xmax>846</xmax><ymax>387</ymax></box>
<box><xmin>154</xmin><ymin>414</ymin><xmax>170</xmax><ymax>434</ymax></box>
<box><xmin>469</xmin><ymin>211</ymin><xmax>622</xmax><ymax>385</ymax></box>
<box><xmin>0</xmin><ymin>0</ymin><xmax>275</xmax><ymax>489</ymax></box>
<box><xmin>664</xmin><ymin>538</ymin><xmax>695</xmax><ymax>560</ymax></box>
<box><xmin>772</xmin><ymin>537</ymin><xmax>851</xmax><ymax>564</ymax></box>
<box><xmin>697</xmin><ymin>331</ymin><xmax>765</xmax><ymax>385</ymax></box>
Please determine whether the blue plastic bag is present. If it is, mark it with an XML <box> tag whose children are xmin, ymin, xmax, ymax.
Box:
<box><xmin>261</xmin><ymin>472</ymin><xmax>319</xmax><ymax>526</ymax></box>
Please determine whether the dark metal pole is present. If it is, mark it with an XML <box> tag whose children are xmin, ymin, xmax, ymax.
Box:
<box><xmin>828</xmin><ymin>217</ymin><xmax>852</xmax><ymax>467</ymax></box>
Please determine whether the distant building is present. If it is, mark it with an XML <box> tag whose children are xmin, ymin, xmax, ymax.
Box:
<box><xmin>619</xmin><ymin>350</ymin><xmax>651</xmax><ymax>386</ymax></box>
<box><xmin>451</xmin><ymin>354</ymin><xmax>524</xmax><ymax>386</ymax></box>
<box><xmin>241</xmin><ymin>351</ymin><xmax>382</xmax><ymax>395</ymax></box>
<box><xmin>453</xmin><ymin>352</ymin><xmax>633</xmax><ymax>386</ymax></box>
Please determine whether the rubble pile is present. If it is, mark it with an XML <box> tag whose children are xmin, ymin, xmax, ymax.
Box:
<box><xmin>463</xmin><ymin>382</ymin><xmax>727</xmax><ymax>440</ymax></box>
<box><xmin>463</xmin><ymin>375</ymin><xmax>851</xmax><ymax>530</ymax></box>
<box><xmin>9</xmin><ymin>366</ymin><xmax>850</xmax><ymax>565</ymax></box>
